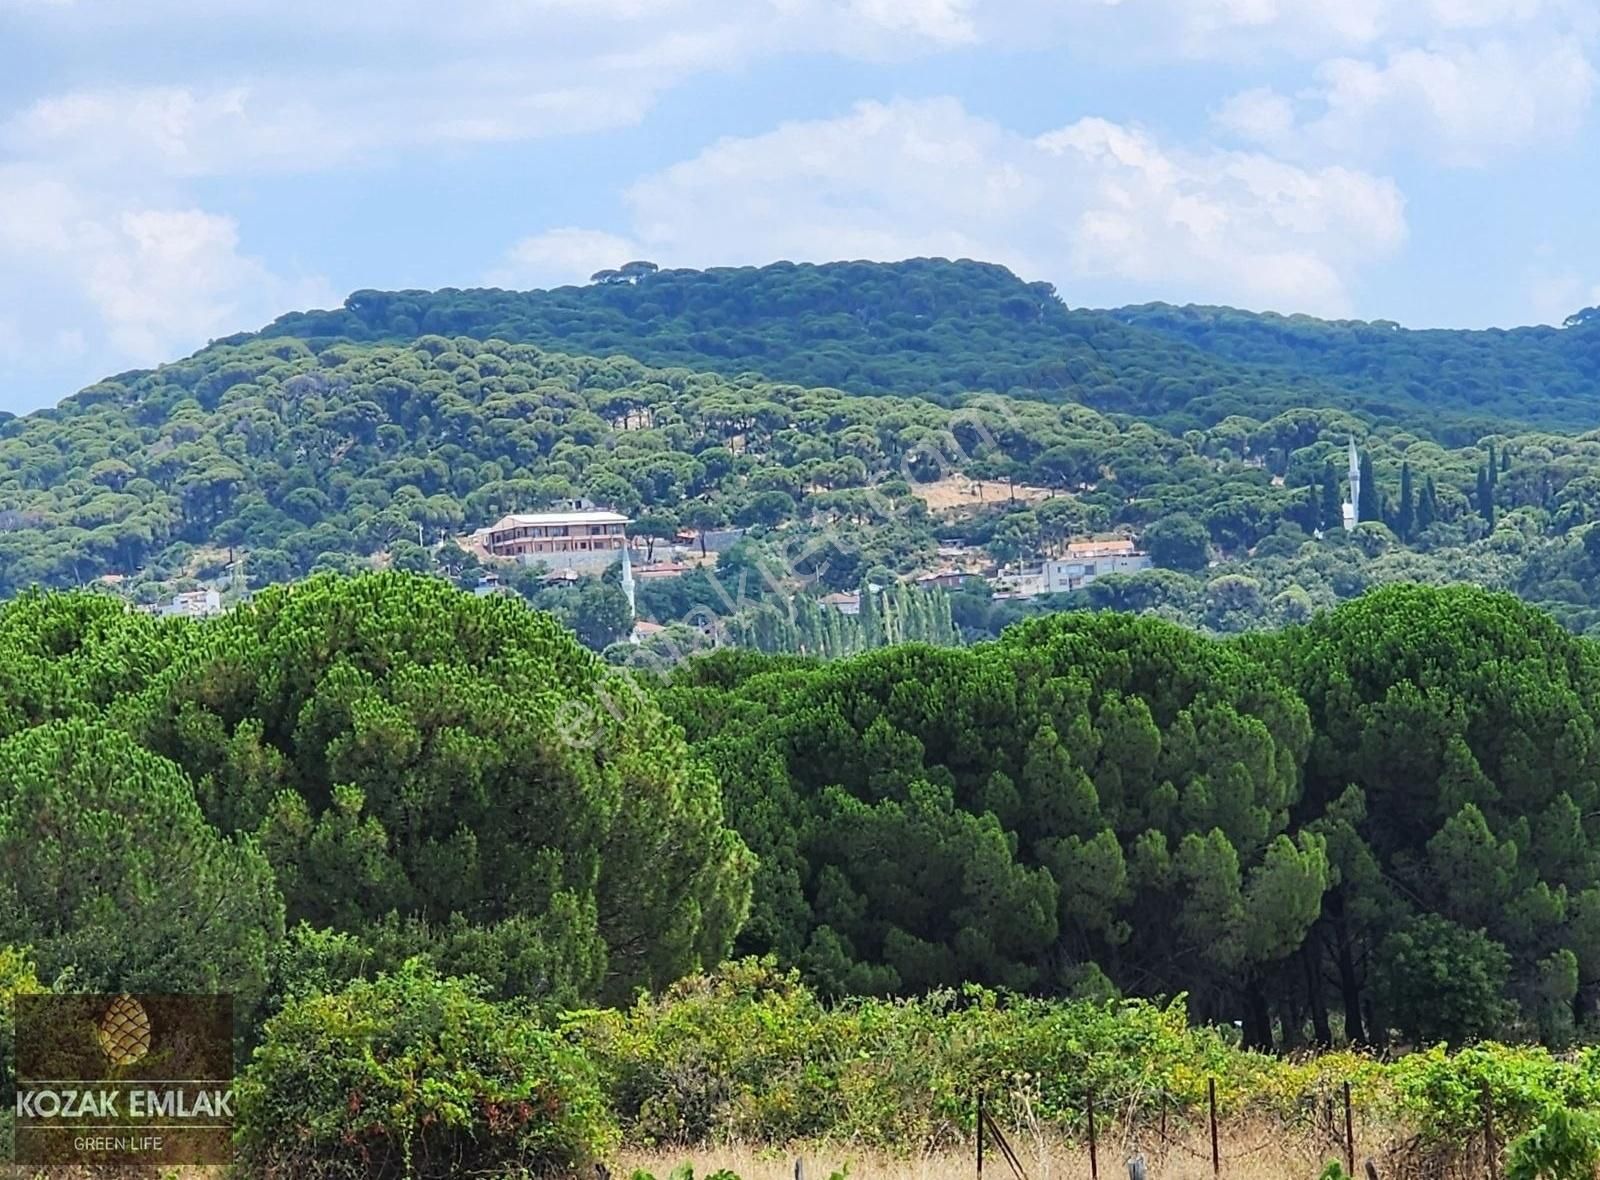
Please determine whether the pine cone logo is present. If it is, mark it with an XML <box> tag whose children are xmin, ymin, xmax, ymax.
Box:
<box><xmin>97</xmin><ymin>994</ymin><xmax>153</xmax><ymax>1066</ymax></box>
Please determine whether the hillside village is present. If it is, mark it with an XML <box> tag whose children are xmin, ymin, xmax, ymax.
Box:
<box><xmin>109</xmin><ymin>436</ymin><xmax>1397</xmax><ymax>646</ymax></box>
<box><xmin>454</xmin><ymin>493</ymin><xmax>1151</xmax><ymax>611</ymax></box>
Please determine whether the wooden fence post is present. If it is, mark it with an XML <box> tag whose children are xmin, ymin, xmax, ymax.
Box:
<box><xmin>1343</xmin><ymin>1080</ymin><xmax>1355</xmax><ymax>1177</ymax></box>
<box><xmin>1208</xmin><ymin>1076</ymin><xmax>1220</xmax><ymax>1178</ymax></box>
<box><xmin>1088</xmin><ymin>1091</ymin><xmax>1098</xmax><ymax>1180</ymax></box>
<box><xmin>1483</xmin><ymin>1085</ymin><xmax>1498</xmax><ymax>1180</ymax></box>
<box><xmin>977</xmin><ymin>1091</ymin><xmax>985</xmax><ymax>1179</ymax></box>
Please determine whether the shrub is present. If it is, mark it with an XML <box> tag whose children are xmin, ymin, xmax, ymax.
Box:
<box><xmin>1507</xmin><ymin>1107</ymin><xmax>1600</xmax><ymax>1180</ymax></box>
<box><xmin>237</xmin><ymin>960</ymin><xmax>616</xmax><ymax>1178</ymax></box>
<box><xmin>0</xmin><ymin>947</ymin><xmax>44</xmax><ymax>1161</ymax></box>
<box><xmin>576</xmin><ymin>958</ymin><xmax>1289</xmax><ymax>1150</ymax></box>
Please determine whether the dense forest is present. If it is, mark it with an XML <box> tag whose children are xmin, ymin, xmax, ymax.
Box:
<box><xmin>6</xmin><ymin>575</ymin><xmax>1600</xmax><ymax>1175</ymax></box>
<box><xmin>238</xmin><ymin>259</ymin><xmax>1600</xmax><ymax>434</ymax></box>
<box><xmin>2</xmin><ymin>573</ymin><xmax>1597</xmax><ymax>1050</ymax></box>
<box><xmin>9</xmin><ymin>282</ymin><xmax>1600</xmax><ymax>640</ymax></box>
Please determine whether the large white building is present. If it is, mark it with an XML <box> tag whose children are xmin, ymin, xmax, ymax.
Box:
<box><xmin>475</xmin><ymin>499</ymin><xmax>630</xmax><ymax>571</ymax></box>
<box><xmin>1040</xmin><ymin>539</ymin><xmax>1152</xmax><ymax>595</ymax></box>
<box><xmin>994</xmin><ymin>538</ymin><xmax>1152</xmax><ymax>599</ymax></box>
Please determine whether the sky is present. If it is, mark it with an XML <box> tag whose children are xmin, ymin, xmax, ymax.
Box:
<box><xmin>2</xmin><ymin>0</ymin><xmax>1598</xmax><ymax>415</ymax></box>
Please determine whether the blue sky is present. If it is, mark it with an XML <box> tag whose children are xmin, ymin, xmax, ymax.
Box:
<box><xmin>2</xmin><ymin>0</ymin><xmax>1598</xmax><ymax>415</ymax></box>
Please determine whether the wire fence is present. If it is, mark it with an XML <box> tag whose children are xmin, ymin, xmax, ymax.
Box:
<box><xmin>973</xmin><ymin>1076</ymin><xmax>1506</xmax><ymax>1180</ymax></box>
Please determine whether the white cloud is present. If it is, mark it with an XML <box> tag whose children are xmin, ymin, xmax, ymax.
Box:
<box><xmin>0</xmin><ymin>1</ymin><xmax>991</xmax><ymax>179</ymax></box>
<box><xmin>1524</xmin><ymin>268</ymin><xmax>1600</xmax><ymax>325</ymax></box>
<box><xmin>8</xmin><ymin>0</ymin><xmax>1593</xmax><ymax>183</ymax></box>
<box><xmin>1425</xmin><ymin>0</ymin><xmax>1546</xmax><ymax>29</ymax></box>
<box><xmin>0</xmin><ymin>166</ymin><xmax>332</xmax><ymax>387</ymax></box>
<box><xmin>493</xmin><ymin>228</ymin><xmax>645</xmax><ymax>289</ymax></box>
<box><xmin>1215</xmin><ymin>37</ymin><xmax>1596</xmax><ymax>165</ymax></box>
<box><xmin>84</xmin><ymin>209</ymin><xmax>329</xmax><ymax>362</ymax></box>
<box><xmin>1171</xmin><ymin>0</ymin><xmax>1393</xmax><ymax>52</ymax></box>
<box><xmin>1213</xmin><ymin>87</ymin><xmax>1298</xmax><ymax>141</ymax></box>
<box><xmin>849</xmin><ymin>0</ymin><xmax>977</xmax><ymax>45</ymax></box>
<box><xmin>984</xmin><ymin>0</ymin><xmax>1549</xmax><ymax>57</ymax></box>
<box><xmin>499</xmin><ymin>98</ymin><xmax>1407</xmax><ymax>317</ymax></box>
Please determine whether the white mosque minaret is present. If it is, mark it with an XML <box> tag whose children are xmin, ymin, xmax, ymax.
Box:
<box><xmin>619</xmin><ymin>543</ymin><xmax>639</xmax><ymax>644</ymax></box>
<box><xmin>1343</xmin><ymin>438</ymin><xmax>1361</xmax><ymax>531</ymax></box>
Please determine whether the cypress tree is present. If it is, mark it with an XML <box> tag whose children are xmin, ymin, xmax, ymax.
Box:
<box><xmin>1320</xmin><ymin>457</ymin><xmax>1343</xmax><ymax>532</ymax></box>
<box><xmin>1358</xmin><ymin>453</ymin><xmax>1380</xmax><ymax>526</ymax></box>
<box><xmin>1418</xmin><ymin>475</ymin><xmax>1439</xmax><ymax>531</ymax></box>
<box><xmin>1477</xmin><ymin>466</ymin><xmax>1495</xmax><ymax>527</ymax></box>
<box><xmin>1397</xmin><ymin>462</ymin><xmax>1415</xmax><ymax>540</ymax></box>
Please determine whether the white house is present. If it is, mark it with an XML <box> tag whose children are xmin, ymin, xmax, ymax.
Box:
<box><xmin>161</xmin><ymin>588</ymin><xmax>223</xmax><ymax>618</ymax></box>
<box><xmin>1040</xmin><ymin>539</ymin><xmax>1152</xmax><ymax>595</ymax></box>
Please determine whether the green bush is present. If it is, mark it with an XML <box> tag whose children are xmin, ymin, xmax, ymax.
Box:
<box><xmin>577</xmin><ymin>958</ymin><xmax>1270</xmax><ymax>1149</ymax></box>
<box><xmin>237</xmin><ymin>960</ymin><xmax>616</xmax><ymax>1178</ymax></box>
<box><xmin>0</xmin><ymin>947</ymin><xmax>44</xmax><ymax>1161</ymax></box>
<box><xmin>1507</xmin><ymin>1107</ymin><xmax>1600</xmax><ymax>1180</ymax></box>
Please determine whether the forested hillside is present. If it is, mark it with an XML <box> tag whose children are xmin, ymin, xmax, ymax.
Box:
<box><xmin>239</xmin><ymin>259</ymin><xmax>1600</xmax><ymax>434</ymax></box>
<box><xmin>8</xmin><ymin>258</ymin><xmax>1600</xmax><ymax>644</ymax></box>
<box><xmin>8</xmin><ymin>326</ymin><xmax>1600</xmax><ymax>636</ymax></box>
<box><xmin>1110</xmin><ymin>300</ymin><xmax>1600</xmax><ymax>427</ymax></box>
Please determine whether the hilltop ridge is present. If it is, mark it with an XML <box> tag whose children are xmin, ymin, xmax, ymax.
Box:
<box><xmin>216</xmin><ymin>258</ymin><xmax>1600</xmax><ymax>435</ymax></box>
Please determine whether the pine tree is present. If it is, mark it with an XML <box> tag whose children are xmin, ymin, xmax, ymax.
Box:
<box><xmin>1397</xmin><ymin>461</ymin><xmax>1415</xmax><ymax>541</ymax></box>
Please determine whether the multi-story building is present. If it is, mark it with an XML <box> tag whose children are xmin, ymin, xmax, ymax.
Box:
<box><xmin>477</xmin><ymin>500</ymin><xmax>630</xmax><ymax>570</ymax></box>
<box><xmin>1040</xmin><ymin>538</ymin><xmax>1152</xmax><ymax>595</ymax></box>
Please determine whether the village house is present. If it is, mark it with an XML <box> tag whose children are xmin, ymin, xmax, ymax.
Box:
<box><xmin>992</xmin><ymin>537</ymin><xmax>1153</xmax><ymax>600</ymax></box>
<box><xmin>1040</xmin><ymin>538</ymin><xmax>1152</xmax><ymax>595</ymax></box>
<box><xmin>159</xmin><ymin>588</ymin><xmax>223</xmax><ymax>618</ymax></box>
<box><xmin>820</xmin><ymin>591</ymin><xmax>862</xmax><ymax>616</ymax></box>
<box><xmin>913</xmin><ymin>569</ymin><xmax>979</xmax><ymax>591</ymax></box>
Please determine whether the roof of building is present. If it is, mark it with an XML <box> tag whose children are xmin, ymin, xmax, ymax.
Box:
<box><xmin>487</xmin><ymin>509</ymin><xmax>630</xmax><ymax>530</ymax></box>
<box><xmin>1064</xmin><ymin>538</ymin><xmax>1140</xmax><ymax>558</ymax></box>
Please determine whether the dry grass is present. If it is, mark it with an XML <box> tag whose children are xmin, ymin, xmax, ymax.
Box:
<box><xmin>619</xmin><ymin>1121</ymin><xmax>1395</xmax><ymax>1179</ymax></box>
<box><xmin>910</xmin><ymin>476</ymin><xmax>1053</xmax><ymax>512</ymax></box>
